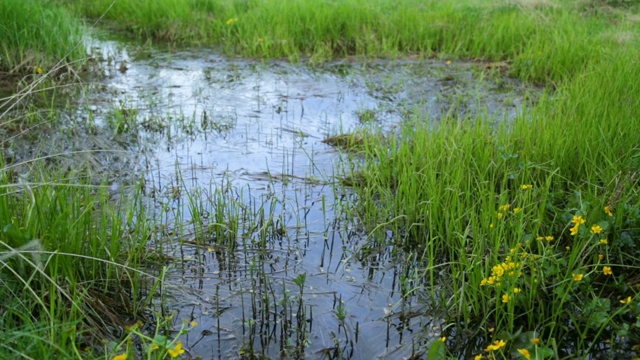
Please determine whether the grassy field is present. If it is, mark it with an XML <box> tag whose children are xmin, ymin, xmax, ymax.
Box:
<box><xmin>0</xmin><ymin>0</ymin><xmax>85</xmax><ymax>74</ymax></box>
<box><xmin>3</xmin><ymin>0</ymin><xmax>640</xmax><ymax>358</ymax></box>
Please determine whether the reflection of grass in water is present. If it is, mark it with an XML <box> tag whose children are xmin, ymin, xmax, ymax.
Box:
<box><xmin>342</xmin><ymin>50</ymin><xmax>640</xmax><ymax>358</ymax></box>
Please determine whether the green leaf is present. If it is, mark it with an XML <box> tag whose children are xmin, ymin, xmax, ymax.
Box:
<box><xmin>426</xmin><ymin>339</ymin><xmax>446</xmax><ymax>360</ymax></box>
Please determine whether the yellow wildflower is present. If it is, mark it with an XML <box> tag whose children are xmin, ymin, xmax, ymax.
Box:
<box><xmin>190</xmin><ymin>320</ymin><xmax>198</xmax><ymax>327</ymax></box>
<box><xmin>35</xmin><ymin>66</ymin><xmax>43</xmax><ymax>74</ymax></box>
<box><xmin>497</xmin><ymin>212</ymin><xmax>504</xmax><ymax>219</ymax></box>
<box><xmin>499</xmin><ymin>204</ymin><xmax>510</xmax><ymax>211</ymax></box>
<box><xmin>603</xmin><ymin>266</ymin><xmax>613</xmax><ymax>276</ymax></box>
<box><xmin>226</xmin><ymin>17</ymin><xmax>238</xmax><ymax>25</ymax></box>
<box><xmin>481</xmin><ymin>278</ymin><xmax>488</xmax><ymax>286</ymax></box>
<box><xmin>112</xmin><ymin>354</ymin><xmax>127</xmax><ymax>360</ymax></box>
<box><xmin>604</xmin><ymin>205</ymin><xmax>613</xmax><ymax>217</ymax></box>
<box><xmin>521</xmin><ymin>184</ymin><xmax>533</xmax><ymax>190</ymax></box>
<box><xmin>531</xmin><ymin>338</ymin><xmax>541</xmax><ymax>345</ymax></box>
<box><xmin>570</xmin><ymin>224</ymin><xmax>580</xmax><ymax>236</ymax></box>
<box><xmin>489</xmin><ymin>223</ymin><xmax>495</xmax><ymax>228</ymax></box>
<box><xmin>598</xmin><ymin>254</ymin><xmax>604</xmax><ymax>260</ymax></box>
<box><xmin>517</xmin><ymin>348</ymin><xmax>531</xmax><ymax>360</ymax></box>
<box><xmin>536</xmin><ymin>236</ymin><xmax>544</xmax><ymax>241</ymax></box>
<box><xmin>474</xmin><ymin>355</ymin><xmax>483</xmax><ymax>360</ymax></box>
<box><xmin>591</xmin><ymin>224</ymin><xmax>603</xmax><ymax>234</ymax></box>
<box><xmin>485</xmin><ymin>339</ymin><xmax>507</xmax><ymax>351</ymax></box>
<box><xmin>167</xmin><ymin>341</ymin><xmax>185</xmax><ymax>358</ymax></box>
<box><xmin>620</xmin><ymin>296</ymin><xmax>632</xmax><ymax>304</ymax></box>
<box><xmin>446</xmin><ymin>60</ymin><xmax>452</xmax><ymax>65</ymax></box>
<box><xmin>513</xmin><ymin>287</ymin><xmax>521</xmax><ymax>294</ymax></box>
<box><xmin>502</xmin><ymin>294</ymin><xmax>510</xmax><ymax>303</ymax></box>
<box><xmin>572</xmin><ymin>215</ymin><xmax>586</xmax><ymax>225</ymax></box>
<box><xmin>573</xmin><ymin>273</ymin><xmax>584</xmax><ymax>281</ymax></box>
<box><xmin>545</xmin><ymin>236</ymin><xmax>554</xmax><ymax>241</ymax></box>
<box><xmin>513</xmin><ymin>207</ymin><xmax>522</xmax><ymax>214</ymax></box>
<box><xmin>440</xmin><ymin>336</ymin><xmax>447</xmax><ymax>342</ymax></box>
<box><xmin>600</xmin><ymin>238</ymin><xmax>608</xmax><ymax>245</ymax></box>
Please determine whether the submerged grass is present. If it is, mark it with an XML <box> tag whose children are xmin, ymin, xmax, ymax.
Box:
<box><xmin>4</xmin><ymin>0</ymin><xmax>640</xmax><ymax>358</ymax></box>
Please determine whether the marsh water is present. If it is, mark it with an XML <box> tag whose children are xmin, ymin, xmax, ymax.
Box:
<box><xmin>10</xmin><ymin>34</ymin><xmax>534</xmax><ymax>359</ymax></box>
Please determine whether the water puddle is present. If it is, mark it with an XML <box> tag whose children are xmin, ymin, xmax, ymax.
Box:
<box><xmin>8</xmin><ymin>34</ymin><xmax>537</xmax><ymax>359</ymax></box>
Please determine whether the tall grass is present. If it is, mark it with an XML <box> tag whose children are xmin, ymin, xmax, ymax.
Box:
<box><xmin>0</xmin><ymin>0</ymin><xmax>85</xmax><ymax>73</ymax></box>
<box><xmin>345</xmin><ymin>36</ymin><xmax>640</xmax><ymax>360</ymax></box>
<box><xmin>61</xmin><ymin>0</ymin><xmax>638</xmax><ymax>84</ymax></box>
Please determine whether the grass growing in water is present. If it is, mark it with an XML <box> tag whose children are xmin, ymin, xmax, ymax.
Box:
<box><xmin>4</xmin><ymin>0</ymin><xmax>640</xmax><ymax>358</ymax></box>
<box><xmin>345</xmin><ymin>47</ymin><xmax>640</xmax><ymax>359</ymax></box>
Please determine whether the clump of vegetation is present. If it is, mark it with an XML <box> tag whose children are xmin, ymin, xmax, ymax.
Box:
<box><xmin>0</xmin><ymin>0</ymin><xmax>85</xmax><ymax>74</ymax></box>
<box><xmin>344</xmin><ymin>43</ymin><xmax>640</xmax><ymax>359</ymax></box>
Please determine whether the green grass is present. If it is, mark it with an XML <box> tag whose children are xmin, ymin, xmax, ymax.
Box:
<box><xmin>4</xmin><ymin>0</ymin><xmax>640</xmax><ymax>358</ymax></box>
<box><xmin>61</xmin><ymin>0</ymin><xmax>639</xmax><ymax>83</ymax></box>
<box><xmin>0</xmin><ymin>166</ymin><xmax>155</xmax><ymax>358</ymax></box>
<box><xmin>343</xmin><ymin>26</ymin><xmax>640</xmax><ymax>360</ymax></box>
<box><xmin>0</xmin><ymin>0</ymin><xmax>85</xmax><ymax>74</ymax></box>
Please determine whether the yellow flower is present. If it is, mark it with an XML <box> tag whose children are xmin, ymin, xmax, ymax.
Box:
<box><xmin>598</xmin><ymin>254</ymin><xmax>604</xmax><ymax>260</ymax></box>
<box><xmin>190</xmin><ymin>320</ymin><xmax>198</xmax><ymax>327</ymax></box>
<box><xmin>489</xmin><ymin>223</ymin><xmax>495</xmax><ymax>228</ymax></box>
<box><xmin>591</xmin><ymin>224</ymin><xmax>603</xmax><ymax>234</ymax></box>
<box><xmin>485</xmin><ymin>339</ymin><xmax>507</xmax><ymax>351</ymax></box>
<box><xmin>604</xmin><ymin>205</ymin><xmax>613</xmax><ymax>217</ymax></box>
<box><xmin>620</xmin><ymin>296</ymin><xmax>632</xmax><ymax>304</ymax></box>
<box><xmin>497</xmin><ymin>212</ymin><xmax>504</xmax><ymax>219</ymax></box>
<box><xmin>226</xmin><ymin>17</ymin><xmax>238</xmax><ymax>25</ymax></box>
<box><xmin>35</xmin><ymin>66</ymin><xmax>43</xmax><ymax>74</ymax></box>
<box><xmin>167</xmin><ymin>341</ymin><xmax>185</xmax><ymax>358</ymax></box>
<box><xmin>499</xmin><ymin>204</ymin><xmax>510</xmax><ymax>211</ymax></box>
<box><xmin>517</xmin><ymin>348</ymin><xmax>532</xmax><ymax>360</ymax></box>
<box><xmin>573</xmin><ymin>273</ymin><xmax>584</xmax><ymax>281</ymax></box>
<box><xmin>572</xmin><ymin>215</ymin><xmax>586</xmax><ymax>225</ymax></box>
<box><xmin>112</xmin><ymin>354</ymin><xmax>127</xmax><ymax>360</ymax></box>
<box><xmin>531</xmin><ymin>338</ymin><xmax>541</xmax><ymax>345</ymax></box>
<box><xmin>603</xmin><ymin>266</ymin><xmax>613</xmax><ymax>276</ymax></box>
<box><xmin>513</xmin><ymin>287</ymin><xmax>521</xmax><ymax>294</ymax></box>
<box><xmin>440</xmin><ymin>336</ymin><xmax>447</xmax><ymax>342</ymax></box>
<box><xmin>521</xmin><ymin>184</ymin><xmax>533</xmax><ymax>190</ymax></box>
<box><xmin>474</xmin><ymin>355</ymin><xmax>483</xmax><ymax>360</ymax></box>
<box><xmin>446</xmin><ymin>60</ymin><xmax>452</xmax><ymax>65</ymax></box>
<box><xmin>570</xmin><ymin>224</ymin><xmax>580</xmax><ymax>236</ymax></box>
<box><xmin>513</xmin><ymin>207</ymin><xmax>522</xmax><ymax>214</ymax></box>
<box><xmin>502</xmin><ymin>294</ymin><xmax>510</xmax><ymax>303</ymax></box>
<box><xmin>600</xmin><ymin>238</ymin><xmax>608</xmax><ymax>245</ymax></box>
<box><xmin>545</xmin><ymin>236</ymin><xmax>554</xmax><ymax>241</ymax></box>
<box><xmin>481</xmin><ymin>278</ymin><xmax>488</xmax><ymax>286</ymax></box>
<box><xmin>536</xmin><ymin>236</ymin><xmax>544</xmax><ymax>241</ymax></box>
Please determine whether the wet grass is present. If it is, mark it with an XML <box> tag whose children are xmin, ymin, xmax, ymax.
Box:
<box><xmin>344</xmin><ymin>43</ymin><xmax>640</xmax><ymax>359</ymax></box>
<box><xmin>3</xmin><ymin>0</ymin><xmax>640</xmax><ymax>359</ymax></box>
